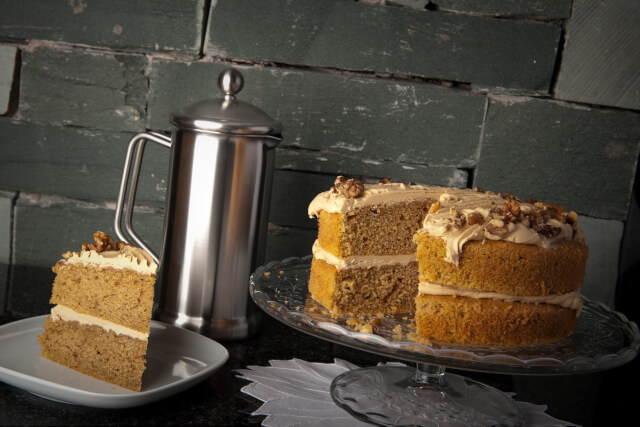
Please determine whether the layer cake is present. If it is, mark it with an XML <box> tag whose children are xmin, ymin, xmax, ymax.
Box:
<box><xmin>38</xmin><ymin>231</ymin><xmax>157</xmax><ymax>391</ymax></box>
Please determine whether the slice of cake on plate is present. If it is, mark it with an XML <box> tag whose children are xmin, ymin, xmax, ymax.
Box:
<box><xmin>413</xmin><ymin>188</ymin><xmax>588</xmax><ymax>346</ymax></box>
<box><xmin>307</xmin><ymin>176</ymin><xmax>443</xmax><ymax>316</ymax></box>
<box><xmin>38</xmin><ymin>231</ymin><xmax>157</xmax><ymax>391</ymax></box>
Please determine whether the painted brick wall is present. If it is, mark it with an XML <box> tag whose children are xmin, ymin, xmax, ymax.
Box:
<box><xmin>1</xmin><ymin>0</ymin><xmax>639</xmax><ymax>317</ymax></box>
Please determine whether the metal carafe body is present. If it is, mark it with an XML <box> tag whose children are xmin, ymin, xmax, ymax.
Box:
<box><xmin>115</xmin><ymin>68</ymin><xmax>282</xmax><ymax>341</ymax></box>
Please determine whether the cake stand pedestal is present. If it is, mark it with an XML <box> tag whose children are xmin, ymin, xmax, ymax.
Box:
<box><xmin>331</xmin><ymin>364</ymin><xmax>522</xmax><ymax>426</ymax></box>
<box><xmin>250</xmin><ymin>256</ymin><xmax>640</xmax><ymax>427</ymax></box>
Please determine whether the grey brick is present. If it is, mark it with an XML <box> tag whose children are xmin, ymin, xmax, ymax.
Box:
<box><xmin>554</xmin><ymin>0</ymin><xmax>640</xmax><ymax>111</ymax></box>
<box><xmin>205</xmin><ymin>0</ymin><xmax>561</xmax><ymax>93</ymax></box>
<box><xmin>429</xmin><ymin>0</ymin><xmax>572</xmax><ymax>18</ymax></box>
<box><xmin>0</xmin><ymin>0</ymin><xmax>205</xmax><ymax>55</ymax></box>
<box><xmin>10</xmin><ymin>194</ymin><xmax>164</xmax><ymax>315</ymax></box>
<box><xmin>387</xmin><ymin>0</ymin><xmax>430</xmax><ymax>11</ymax></box>
<box><xmin>20</xmin><ymin>47</ymin><xmax>148</xmax><ymax>132</ymax></box>
<box><xmin>265</xmin><ymin>226</ymin><xmax>316</xmax><ymax>263</ymax></box>
<box><xmin>580</xmin><ymin>216</ymin><xmax>623</xmax><ymax>307</ymax></box>
<box><xmin>275</xmin><ymin>149</ymin><xmax>468</xmax><ymax>187</ymax></box>
<box><xmin>475</xmin><ymin>96</ymin><xmax>640</xmax><ymax>220</ymax></box>
<box><xmin>0</xmin><ymin>191</ymin><xmax>13</xmax><ymax>265</ymax></box>
<box><xmin>148</xmin><ymin>60</ymin><xmax>486</xmax><ymax>167</ymax></box>
<box><xmin>269</xmin><ymin>170</ymin><xmax>332</xmax><ymax>230</ymax></box>
<box><xmin>0</xmin><ymin>119</ymin><xmax>169</xmax><ymax>205</ymax></box>
<box><xmin>0</xmin><ymin>46</ymin><xmax>17</xmax><ymax>115</ymax></box>
<box><xmin>0</xmin><ymin>191</ymin><xmax>15</xmax><ymax>314</ymax></box>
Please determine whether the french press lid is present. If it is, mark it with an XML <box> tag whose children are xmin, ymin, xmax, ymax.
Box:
<box><xmin>170</xmin><ymin>68</ymin><xmax>283</xmax><ymax>137</ymax></box>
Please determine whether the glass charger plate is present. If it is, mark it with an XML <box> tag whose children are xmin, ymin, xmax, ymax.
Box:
<box><xmin>250</xmin><ymin>255</ymin><xmax>640</xmax><ymax>375</ymax></box>
<box><xmin>0</xmin><ymin>316</ymin><xmax>229</xmax><ymax>408</ymax></box>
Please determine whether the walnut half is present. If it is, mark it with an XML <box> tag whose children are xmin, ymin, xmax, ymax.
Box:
<box><xmin>486</xmin><ymin>218</ymin><xmax>508</xmax><ymax>236</ymax></box>
<box><xmin>82</xmin><ymin>231</ymin><xmax>117</xmax><ymax>253</ymax></box>
<box><xmin>332</xmin><ymin>176</ymin><xmax>365</xmax><ymax>198</ymax></box>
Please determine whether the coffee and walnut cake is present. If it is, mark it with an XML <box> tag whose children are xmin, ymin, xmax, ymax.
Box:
<box><xmin>308</xmin><ymin>177</ymin><xmax>588</xmax><ymax>347</ymax></box>
<box><xmin>38</xmin><ymin>231</ymin><xmax>157</xmax><ymax>391</ymax></box>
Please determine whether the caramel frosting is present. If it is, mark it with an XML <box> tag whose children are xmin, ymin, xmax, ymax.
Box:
<box><xmin>416</xmin><ymin>188</ymin><xmax>586</xmax><ymax>266</ymax></box>
<box><xmin>62</xmin><ymin>244</ymin><xmax>157</xmax><ymax>275</ymax></box>
<box><xmin>308</xmin><ymin>181</ymin><xmax>445</xmax><ymax>217</ymax></box>
<box><xmin>312</xmin><ymin>240</ymin><xmax>416</xmax><ymax>270</ymax></box>
<box><xmin>50</xmin><ymin>304</ymin><xmax>149</xmax><ymax>340</ymax></box>
<box><xmin>309</xmin><ymin>178</ymin><xmax>586</xmax><ymax>271</ymax></box>
<box><xmin>419</xmin><ymin>281</ymin><xmax>583</xmax><ymax>313</ymax></box>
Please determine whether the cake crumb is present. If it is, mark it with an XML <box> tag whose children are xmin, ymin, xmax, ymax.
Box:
<box><xmin>346</xmin><ymin>316</ymin><xmax>383</xmax><ymax>334</ymax></box>
<box><xmin>346</xmin><ymin>317</ymin><xmax>373</xmax><ymax>333</ymax></box>
<box><xmin>392</xmin><ymin>324</ymin><xmax>403</xmax><ymax>340</ymax></box>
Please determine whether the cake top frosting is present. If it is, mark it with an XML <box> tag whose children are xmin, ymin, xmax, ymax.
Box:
<box><xmin>417</xmin><ymin>187</ymin><xmax>586</xmax><ymax>265</ymax></box>
<box><xmin>308</xmin><ymin>177</ymin><xmax>586</xmax><ymax>266</ymax></box>
<box><xmin>308</xmin><ymin>176</ymin><xmax>445</xmax><ymax>217</ymax></box>
<box><xmin>61</xmin><ymin>231</ymin><xmax>157</xmax><ymax>275</ymax></box>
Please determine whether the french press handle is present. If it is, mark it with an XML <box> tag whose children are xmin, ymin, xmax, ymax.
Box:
<box><xmin>114</xmin><ymin>132</ymin><xmax>171</xmax><ymax>265</ymax></box>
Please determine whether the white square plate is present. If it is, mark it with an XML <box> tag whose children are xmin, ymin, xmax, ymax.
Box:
<box><xmin>0</xmin><ymin>315</ymin><xmax>229</xmax><ymax>408</ymax></box>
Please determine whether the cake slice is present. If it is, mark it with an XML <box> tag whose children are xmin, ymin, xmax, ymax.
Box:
<box><xmin>413</xmin><ymin>188</ymin><xmax>589</xmax><ymax>346</ymax></box>
<box><xmin>308</xmin><ymin>177</ymin><xmax>443</xmax><ymax>316</ymax></box>
<box><xmin>38</xmin><ymin>231</ymin><xmax>157</xmax><ymax>391</ymax></box>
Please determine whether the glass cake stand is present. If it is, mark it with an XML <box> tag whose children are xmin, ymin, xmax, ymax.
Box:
<box><xmin>249</xmin><ymin>256</ymin><xmax>640</xmax><ymax>426</ymax></box>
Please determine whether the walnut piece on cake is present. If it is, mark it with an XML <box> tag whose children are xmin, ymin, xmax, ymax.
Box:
<box><xmin>332</xmin><ymin>176</ymin><xmax>365</xmax><ymax>198</ymax></box>
<box><xmin>82</xmin><ymin>230</ymin><xmax>119</xmax><ymax>252</ymax></box>
<box><xmin>81</xmin><ymin>231</ymin><xmax>137</xmax><ymax>253</ymax></box>
<box><xmin>453</xmin><ymin>190</ymin><xmax>583</xmax><ymax>240</ymax></box>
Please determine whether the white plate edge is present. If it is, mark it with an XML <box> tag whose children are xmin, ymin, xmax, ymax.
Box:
<box><xmin>0</xmin><ymin>315</ymin><xmax>230</xmax><ymax>408</ymax></box>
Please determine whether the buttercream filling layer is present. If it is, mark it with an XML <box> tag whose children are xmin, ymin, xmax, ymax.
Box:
<box><xmin>418</xmin><ymin>281</ymin><xmax>582</xmax><ymax>312</ymax></box>
<box><xmin>50</xmin><ymin>304</ymin><xmax>149</xmax><ymax>341</ymax></box>
<box><xmin>312</xmin><ymin>240</ymin><xmax>416</xmax><ymax>270</ymax></box>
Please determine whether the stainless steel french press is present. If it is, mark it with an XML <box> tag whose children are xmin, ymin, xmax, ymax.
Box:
<box><xmin>115</xmin><ymin>68</ymin><xmax>282</xmax><ymax>341</ymax></box>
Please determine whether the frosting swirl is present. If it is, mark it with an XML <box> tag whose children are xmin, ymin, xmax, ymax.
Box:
<box><xmin>417</xmin><ymin>188</ymin><xmax>585</xmax><ymax>265</ymax></box>
<box><xmin>62</xmin><ymin>245</ymin><xmax>157</xmax><ymax>275</ymax></box>
<box><xmin>308</xmin><ymin>181</ymin><xmax>445</xmax><ymax>217</ymax></box>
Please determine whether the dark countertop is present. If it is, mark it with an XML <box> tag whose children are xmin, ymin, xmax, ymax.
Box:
<box><xmin>0</xmin><ymin>312</ymin><xmax>637</xmax><ymax>426</ymax></box>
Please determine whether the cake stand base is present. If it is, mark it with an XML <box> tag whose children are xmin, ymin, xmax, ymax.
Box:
<box><xmin>330</xmin><ymin>364</ymin><xmax>523</xmax><ymax>427</ymax></box>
